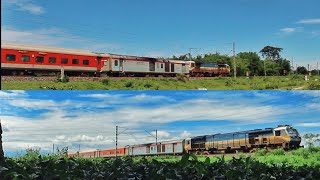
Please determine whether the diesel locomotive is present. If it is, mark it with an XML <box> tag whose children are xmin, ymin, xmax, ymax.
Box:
<box><xmin>68</xmin><ymin>125</ymin><xmax>301</xmax><ymax>158</ymax></box>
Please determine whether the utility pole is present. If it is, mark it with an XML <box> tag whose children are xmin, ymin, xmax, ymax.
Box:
<box><xmin>52</xmin><ymin>144</ymin><xmax>55</xmax><ymax>154</ymax></box>
<box><xmin>115</xmin><ymin>126</ymin><xmax>119</xmax><ymax>157</ymax></box>
<box><xmin>233</xmin><ymin>42</ymin><xmax>236</xmax><ymax>78</ymax></box>
<box><xmin>155</xmin><ymin>130</ymin><xmax>158</xmax><ymax>145</ymax></box>
<box><xmin>189</xmin><ymin>48</ymin><xmax>198</xmax><ymax>61</ymax></box>
<box><xmin>317</xmin><ymin>62</ymin><xmax>319</xmax><ymax>75</ymax></box>
<box><xmin>0</xmin><ymin>119</ymin><xmax>4</xmax><ymax>163</ymax></box>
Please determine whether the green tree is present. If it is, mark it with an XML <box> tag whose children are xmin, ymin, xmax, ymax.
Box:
<box><xmin>311</xmin><ymin>69</ymin><xmax>320</xmax><ymax>75</ymax></box>
<box><xmin>260</xmin><ymin>46</ymin><xmax>283</xmax><ymax>61</ymax></box>
<box><xmin>276</xmin><ymin>58</ymin><xmax>291</xmax><ymax>75</ymax></box>
<box><xmin>237</xmin><ymin>52</ymin><xmax>261</xmax><ymax>75</ymax></box>
<box><xmin>297</xmin><ymin>66</ymin><xmax>308</xmax><ymax>75</ymax></box>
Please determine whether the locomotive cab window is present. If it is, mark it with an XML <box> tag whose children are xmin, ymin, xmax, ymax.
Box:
<box><xmin>6</xmin><ymin>54</ymin><xmax>16</xmax><ymax>61</ymax></box>
<box><xmin>83</xmin><ymin>60</ymin><xmax>89</xmax><ymax>65</ymax></box>
<box><xmin>114</xmin><ymin>60</ymin><xmax>119</xmax><ymax>66</ymax></box>
<box><xmin>49</xmin><ymin>57</ymin><xmax>56</xmax><ymax>64</ymax></box>
<box><xmin>61</xmin><ymin>58</ymin><xmax>68</xmax><ymax>64</ymax></box>
<box><xmin>21</xmin><ymin>55</ymin><xmax>30</xmax><ymax>62</ymax></box>
<box><xmin>161</xmin><ymin>64</ymin><xmax>163</xmax><ymax>68</ymax></box>
<box><xmin>72</xmin><ymin>59</ymin><xmax>79</xmax><ymax>64</ymax></box>
<box><xmin>36</xmin><ymin>56</ymin><xmax>44</xmax><ymax>63</ymax></box>
<box><xmin>275</xmin><ymin>131</ymin><xmax>281</xmax><ymax>136</ymax></box>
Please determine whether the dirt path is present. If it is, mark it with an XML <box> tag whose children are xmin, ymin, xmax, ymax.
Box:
<box><xmin>293</xmin><ymin>86</ymin><xmax>306</xmax><ymax>90</ymax></box>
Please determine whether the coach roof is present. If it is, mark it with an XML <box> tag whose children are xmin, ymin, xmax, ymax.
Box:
<box><xmin>1</xmin><ymin>41</ymin><xmax>110</xmax><ymax>57</ymax></box>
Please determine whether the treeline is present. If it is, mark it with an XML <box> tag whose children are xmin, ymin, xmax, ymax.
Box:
<box><xmin>172</xmin><ymin>46</ymin><xmax>319</xmax><ymax>76</ymax></box>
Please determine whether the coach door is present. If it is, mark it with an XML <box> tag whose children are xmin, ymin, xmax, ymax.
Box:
<box><xmin>101</xmin><ymin>59</ymin><xmax>110</xmax><ymax>72</ymax></box>
<box><xmin>119</xmin><ymin>58</ymin><xmax>124</xmax><ymax>72</ymax></box>
<box><xmin>149</xmin><ymin>61</ymin><xmax>155</xmax><ymax>71</ymax></box>
<box><xmin>165</xmin><ymin>62</ymin><xmax>170</xmax><ymax>72</ymax></box>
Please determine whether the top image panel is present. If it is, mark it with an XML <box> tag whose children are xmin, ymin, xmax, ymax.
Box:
<box><xmin>1</xmin><ymin>0</ymin><xmax>319</xmax><ymax>90</ymax></box>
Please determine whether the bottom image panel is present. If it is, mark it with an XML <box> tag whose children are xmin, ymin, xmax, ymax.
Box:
<box><xmin>0</xmin><ymin>90</ymin><xmax>319</xmax><ymax>179</ymax></box>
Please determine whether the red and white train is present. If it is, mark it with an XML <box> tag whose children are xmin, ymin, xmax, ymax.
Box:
<box><xmin>1</xmin><ymin>42</ymin><xmax>230</xmax><ymax>77</ymax></box>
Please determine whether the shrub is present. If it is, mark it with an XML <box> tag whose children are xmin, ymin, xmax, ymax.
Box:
<box><xmin>270</xmin><ymin>148</ymin><xmax>285</xmax><ymax>156</ymax></box>
<box><xmin>124</xmin><ymin>81</ymin><xmax>133</xmax><ymax>88</ymax></box>
<box><xmin>176</xmin><ymin>73</ymin><xmax>187</xmax><ymax>82</ymax></box>
<box><xmin>308</xmin><ymin>83</ymin><xmax>320</xmax><ymax>90</ymax></box>
<box><xmin>56</xmin><ymin>75</ymin><xmax>69</xmax><ymax>83</ymax></box>
<box><xmin>101</xmin><ymin>78</ymin><xmax>109</xmax><ymax>85</ymax></box>
<box><xmin>225</xmin><ymin>78</ymin><xmax>236</xmax><ymax>86</ymax></box>
<box><xmin>255</xmin><ymin>149</ymin><xmax>269</xmax><ymax>156</ymax></box>
<box><xmin>144</xmin><ymin>82</ymin><xmax>152</xmax><ymax>88</ymax></box>
<box><xmin>265</xmin><ymin>83</ymin><xmax>279</xmax><ymax>89</ymax></box>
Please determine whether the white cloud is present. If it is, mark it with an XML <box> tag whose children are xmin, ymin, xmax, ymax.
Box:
<box><xmin>280</xmin><ymin>27</ymin><xmax>296</xmax><ymax>33</ymax></box>
<box><xmin>1</xmin><ymin>27</ymin><xmax>119</xmax><ymax>52</ymax></box>
<box><xmin>297</xmin><ymin>18</ymin><xmax>320</xmax><ymax>24</ymax></box>
<box><xmin>151</xmin><ymin>131</ymin><xmax>170</xmax><ymax>138</ymax></box>
<box><xmin>0</xmin><ymin>91</ymin><xmax>27</xmax><ymax>98</ymax></box>
<box><xmin>296</xmin><ymin>122</ymin><xmax>320</xmax><ymax>127</ymax></box>
<box><xmin>5</xmin><ymin>0</ymin><xmax>45</xmax><ymax>15</ymax></box>
<box><xmin>180</xmin><ymin>131</ymin><xmax>191</xmax><ymax>139</ymax></box>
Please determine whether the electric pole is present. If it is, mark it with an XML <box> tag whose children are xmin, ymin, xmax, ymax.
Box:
<box><xmin>0</xmin><ymin>119</ymin><xmax>4</xmax><ymax>163</ymax></box>
<box><xmin>155</xmin><ymin>130</ymin><xmax>158</xmax><ymax>145</ymax></box>
<box><xmin>189</xmin><ymin>48</ymin><xmax>198</xmax><ymax>61</ymax></box>
<box><xmin>52</xmin><ymin>144</ymin><xmax>54</xmax><ymax>154</ymax></box>
<box><xmin>115</xmin><ymin>126</ymin><xmax>118</xmax><ymax>157</ymax></box>
<box><xmin>317</xmin><ymin>62</ymin><xmax>319</xmax><ymax>75</ymax></box>
<box><xmin>233</xmin><ymin>42</ymin><xmax>236</xmax><ymax>78</ymax></box>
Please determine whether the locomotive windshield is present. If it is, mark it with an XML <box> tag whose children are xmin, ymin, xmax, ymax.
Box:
<box><xmin>218</xmin><ymin>64</ymin><xmax>229</xmax><ymax>68</ymax></box>
<box><xmin>287</xmin><ymin>128</ymin><xmax>300</xmax><ymax>137</ymax></box>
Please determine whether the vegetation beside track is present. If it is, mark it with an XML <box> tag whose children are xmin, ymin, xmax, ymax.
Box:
<box><xmin>2</xmin><ymin>75</ymin><xmax>320</xmax><ymax>90</ymax></box>
<box><xmin>1</xmin><ymin>147</ymin><xmax>319</xmax><ymax>179</ymax></box>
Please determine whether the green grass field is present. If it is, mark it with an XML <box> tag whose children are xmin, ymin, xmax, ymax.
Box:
<box><xmin>2</xmin><ymin>75</ymin><xmax>320</xmax><ymax>90</ymax></box>
<box><xmin>1</xmin><ymin>147</ymin><xmax>320</xmax><ymax>179</ymax></box>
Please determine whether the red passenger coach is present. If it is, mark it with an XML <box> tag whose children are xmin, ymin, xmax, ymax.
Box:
<box><xmin>1</xmin><ymin>42</ymin><xmax>102</xmax><ymax>76</ymax></box>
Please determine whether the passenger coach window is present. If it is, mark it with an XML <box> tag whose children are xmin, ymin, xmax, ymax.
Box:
<box><xmin>83</xmin><ymin>60</ymin><xmax>89</xmax><ymax>65</ymax></box>
<box><xmin>49</xmin><ymin>57</ymin><xmax>56</xmax><ymax>63</ymax></box>
<box><xmin>161</xmin><ymin>64</ymin><xmax>163</xmax><ymax>68</ymax></box>
<box><xmin>21</xmin><ymin>55</ymin><xmax>30</xmax><ymax>62</ymax></box>
<box><xmin>61</xmin><ymin>58</ymin><xmax>68</xmax><ymax>64</ymax></box>
<box><xmin>72</xmin><ymin>59</ymin><xmax>79</xmax><ymax>64</ymax></box>
<box><xmin>36</xmin><ymin>56</ymin><xmax>44</xmax><ymax>63</ymax></box>
<box><xmin>6</xmin><ymin>54</ymin><xmax>16</xmax><ymax>61</ymax></box>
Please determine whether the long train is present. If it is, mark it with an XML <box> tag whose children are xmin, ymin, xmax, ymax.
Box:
<box><xmin>68</xmin><ymin>125</ymin><xmax>301</xmax><ymax>158</ymax></box>
<box><xmin>1</xmin><ymin>42</ymin><xmax>230</xmax><ymax>77</ymax></box>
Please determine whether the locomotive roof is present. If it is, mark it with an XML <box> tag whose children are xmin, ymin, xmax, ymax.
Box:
<box><xmin>191</xmin><ymin>128</ymin><xmax>275</xmax><ymax>139</ymax></box>
<box><xmin>1</xmin><ymin>42</ymin><xmax>110</xmax><ymax>57</ymax></box>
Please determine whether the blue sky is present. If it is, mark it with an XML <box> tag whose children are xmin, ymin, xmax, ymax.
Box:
<box><xmin>1</xmin><ymin>90</ymin><xmax>319</xmax><ymax>156</ymax></box>
<box><xmin>1</xmin><ymin>0</ymin><xmax>320</xmax><ymax>68</ymax></box>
